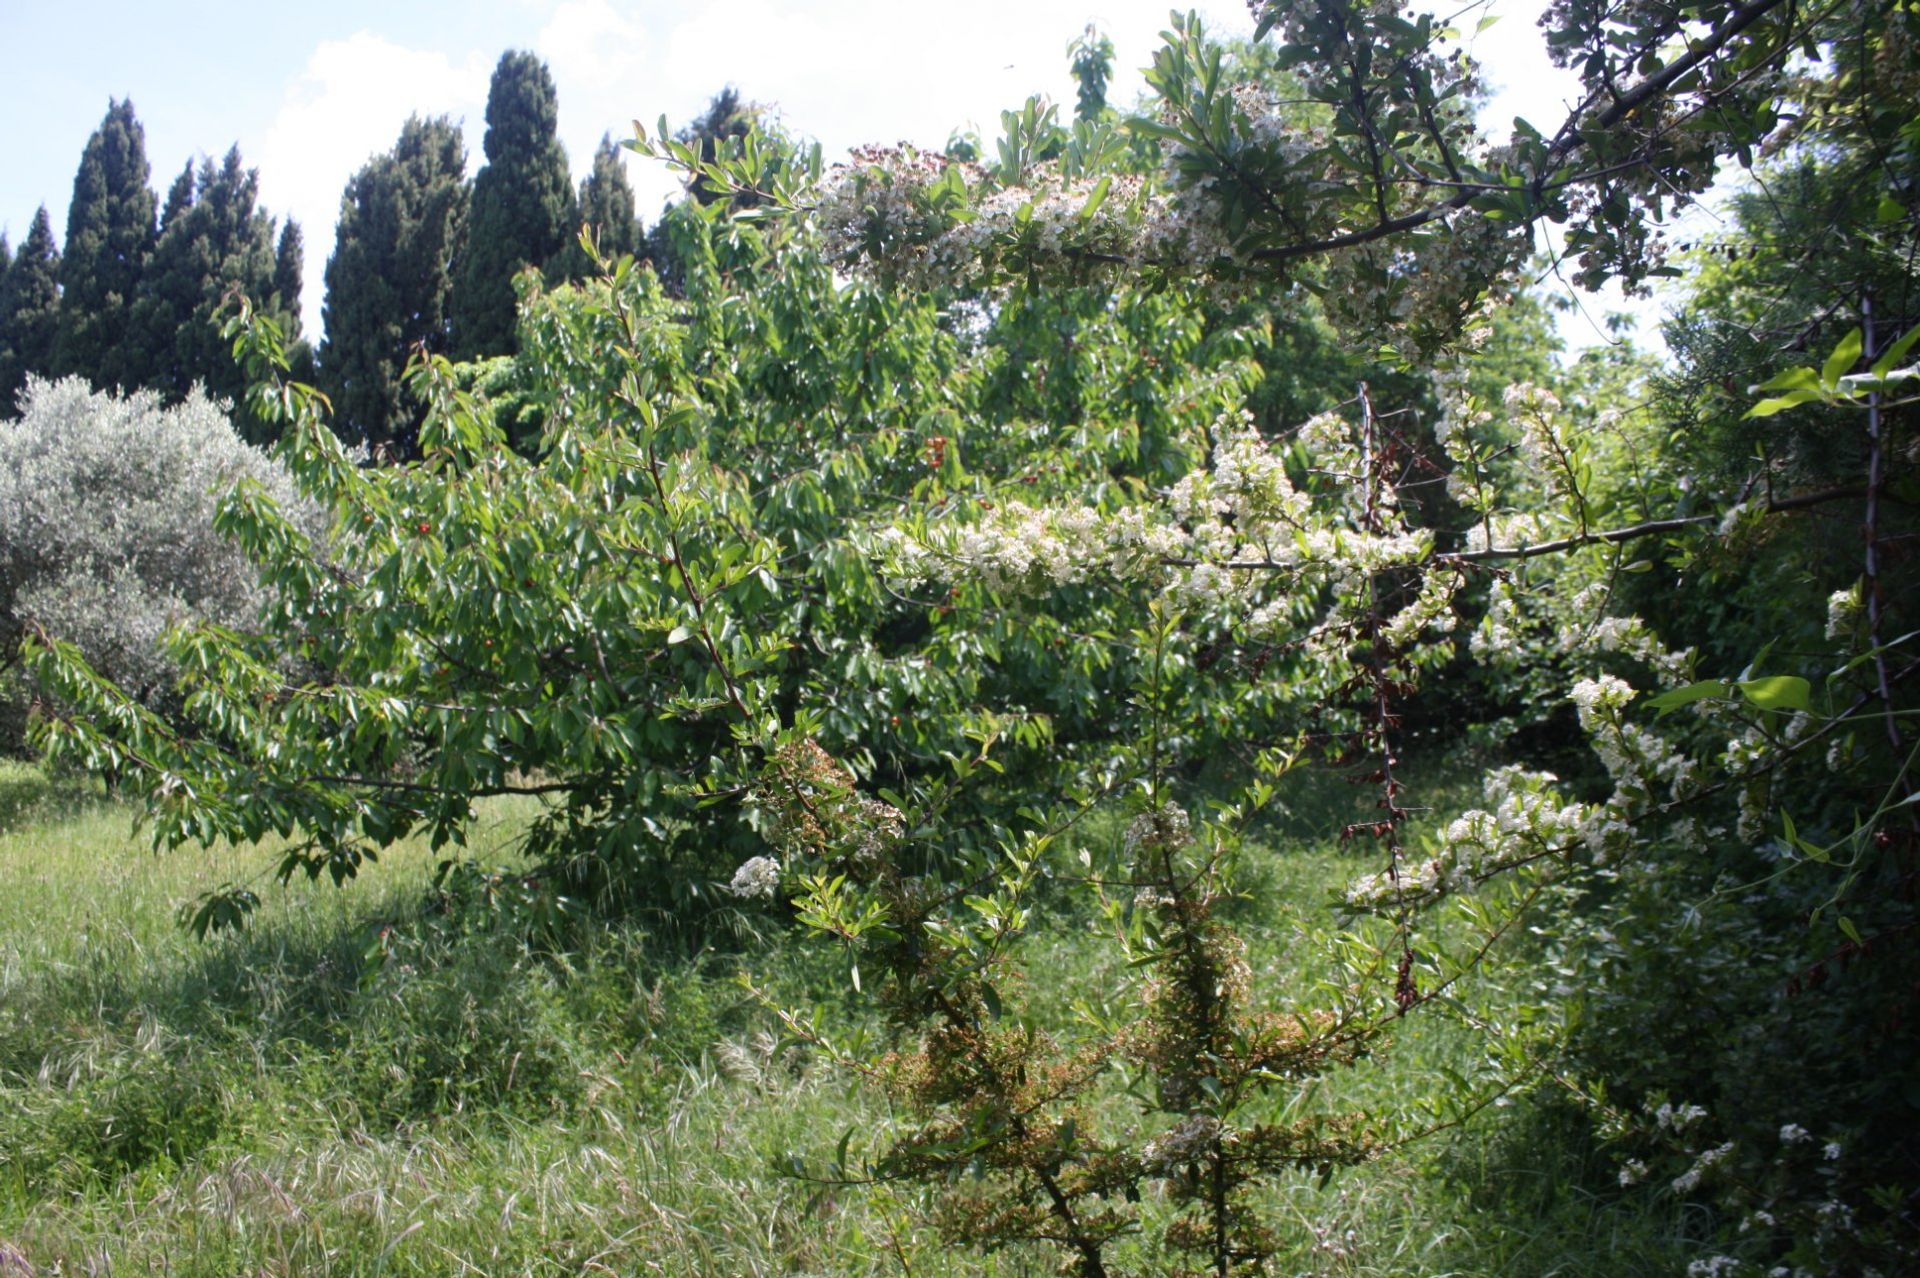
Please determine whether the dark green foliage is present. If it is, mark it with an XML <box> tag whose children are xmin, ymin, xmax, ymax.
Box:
<box><xmin>0</xmin><ymin>208</ymin><xmax>61</xmax><ymax>412</ymax></box>
<box><xmin>52</xmin><ymin>99</ymin><xmax>156</xmax><ymax>390</ymax></box>
<box><xmin>273</xmin><ymin>219</ymin><xmax>303</xmax><ymax>336</ymax></box>
<box><xmin>678</xmin><ymin>87</ymin><xmax>756</xmax><ymax>205</ymax></box>
<box><xmin>127</xmin><ymin>147</ymin><xmax>283</xmax><ymax>426</ymax></box>
<box><xmin>451</xmin><ymin>51</ymin><xmax>572</xmax><ymax>360</ymax></box>
<box><xmin>1068</xmin><ymin>25</ymin><xmax>1115</xmax><ymax>122</ymax></box>
<box><xmin>555</xmin><ymin>134</ymin><xmax>640</xmax><ymax>282</ymax></box>
<box><xmin>648</xmin><ymin>88</ymin><xmax>775</xmax><ymax>293</ymax></box>
<box><xmin>319</xmin><ymin>115</ymin><xmax>467</xmax><ymax>455</ymax></box>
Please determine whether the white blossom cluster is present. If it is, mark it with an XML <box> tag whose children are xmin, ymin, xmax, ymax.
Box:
<box><xmin>1463</xmin><ymin>511</ymin><xmax>1555</xmax><ymax>555</ymax></box>
<box><xmin>811</xmin><ymin>146</ymin><xmax>1247</xmax><ymax>290</ymax></box>
<box><xmin>1346</xmin><ymin>767</ymin><xmax>1599</xmax><ymax>908</ymax></box>
<box><xmin>1342</xmin><ymin>858</ymin><xmax>1440</xmax><ymax>909</ymax></box>
<box><xmin>869</xmin><ymin>500</ymin><xmax>1180</xmax><ymax>596</ymax></box>
<box><xmin>1469</xmin><ymin>580</ymin><xmax>1524</xmax><ymax>661</ymax></box>
<box><xmin>1379</xmin><ymin>570</ymin><xmax>1460</xmax><ymax>648</ymax></box>
<box><xmin>1655</xmin><ymin>1100</ymin><xmax>1709</xmax><ymax>1131</ymax></box>
<box><xmin>1574</xmin><ymin>676</ymin><xmax>1698</xmax><ymax>796</ymax></box>
<box><xmin>1168</xmin><ymin>417</ymin><xmax>1312</xmax><ymax>554</ymax></box>
<box><xmin>1825</xmin><ymin>583</ymin><xmax>1862</xmax><ymax>639</ymax></box>
<box><xmin>727</xmin><ymin>855</ymin><xmax>782</xmax><ymax>899</ymax></box>
<box><xmin>1580</xmin><ymin>614</ymin><xmax>1694</xmax><ymax>682</ymax></box>
<box><xmin>1672</xmin><ymin>1140</ymin><xmax>1736</xmax><ymax>1194</ymax></box>
<box><xmin>1124</xmin><ymin>802</ymin><xmax>1193</xmax><ymax>861</ymax></box>
<box><xmin>869</xmin><ymin>411</ymin><xmax>1435</xmax><ymax>622</ymax></box>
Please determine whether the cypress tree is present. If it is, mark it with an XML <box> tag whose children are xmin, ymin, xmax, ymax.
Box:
<box><xmin>0</xmin><ymin>207</ymin><xmax>62</xmax><ymax>413</ymax></box>
<box><xmin>0</xmin><ymin>233</ymin><xmax>11</xmax><ymax>363</ymax></box>
<box><xmin>158</xmin><ymin>161</ymin><xmax>194</xmax><ymax>233</ymax></box>
<box><xmin>274</xmin><ymin>220</ymin><xmax>303</xmax><ymax>337</ymax></box>
<box><xmin>678</xmin><ymin>87</ymin><xmax>755</xmax><ymax>205</ymax></box>
<box><xmin>452</xmin><ymin>51</ymin><xmax>572</xmax><ymax>359</ymax></box>
<box><xmin>556</xmin><ymin>134</ymin><xmax>640</xmax><ymax>282</ymax></box>
<box><xmin>128</xmin><ymin>146</ymin><xmax>280</xmax><ymax>416</ymax></box>
<box><xmin>53</xmin><ymin>99</ymin><xmax>156</xmax><ymax>389</ymax></box>
<box><xmin>320</xmin><ymin>115</ymin><xmax>467</xmax><ymax>455</ymax></box>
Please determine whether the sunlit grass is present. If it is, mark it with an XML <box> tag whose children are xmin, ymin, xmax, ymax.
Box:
<box><xmin>0</xmin><ymin>758</ymin><xmax>1700</xmax><ymax>1276</ymax></box>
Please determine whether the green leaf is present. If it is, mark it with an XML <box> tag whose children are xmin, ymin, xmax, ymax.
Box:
<box><xmin>1754</xmin><ymin>366</ymin><xmax>1820</xmax><ymax>393</ymax></box>
<box><xmin>1746</xmin><ymin>390</ymin><xmax>1823</xmax><ymax>418</ymax></box>
<box><xmin>1871</xmin><ymin>321</ymin><xmax>1920</xmax><ymax>379</ymax></box>
<box><xmin>1821</xmin><ymin>327</ymin><xmax>1864</xmax><ymax>388</ymax></box>
<box><xmin>1645</xmin><ymin>679</ymin><xmax>1730</xmax><ymax>715</ymax></box>
<box><xmin>1736</xmin><ymin>675</ymin><xmax>1810</xmax><ymax>712</ymax></box>
<box><xmin>1838</xmin><ymin>916</ymin><xmax>1863</xmax><ymax>945</ymax></box>
<box><xmin>667</xmin><ymin>624</ymin><xmax>694</xmax><ymax>645</ymax></box>
<box><xmin>1077</xmin><ymin>174</ymin><xmax>1112</xmax><ymax>224</ymax></box>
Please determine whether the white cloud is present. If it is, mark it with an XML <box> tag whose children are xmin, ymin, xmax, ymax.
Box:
<box><xmin>257</xmin><ymin>33</ymin><xmax>490</xmax><ymax>340</ymax></box>
<box><xmin>538</xmin><ymin>0</ymin><xmax>650</xmax><ymax>96</ymax></box>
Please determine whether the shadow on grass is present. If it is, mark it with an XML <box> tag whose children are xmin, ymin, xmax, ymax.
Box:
<box><xmin>0</xmin><ymin>762</ymin><xmax>107</xmax><ymax>835</ymax></box>
<box><xmin>0</xmin><ymin>868</ymin><xmax>831</xmax><ymax>1199</ymax></box>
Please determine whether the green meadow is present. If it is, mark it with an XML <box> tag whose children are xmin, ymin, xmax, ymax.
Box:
<box><xmin>0</xmin><ymin>759</ymin><xmax>1698</xmax><ymax>1276</ymax></box>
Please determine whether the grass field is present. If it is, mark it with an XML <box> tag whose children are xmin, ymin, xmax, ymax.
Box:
<box><xmin>0</xmin><ymin>758</ymin><xmax>1703</xmax><ymax>1276</ymax></box>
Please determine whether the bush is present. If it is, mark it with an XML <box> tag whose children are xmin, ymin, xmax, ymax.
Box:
<box><xmin>0</xmin><ymin>377</ymin><xmax>314</xmax><ymax>752</ymax></box>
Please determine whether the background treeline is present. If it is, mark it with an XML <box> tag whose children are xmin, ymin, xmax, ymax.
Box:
<box><xmin>0</xmin><ymin>51</ymin><xmax>747</xmax><ymax>452</ymax></box>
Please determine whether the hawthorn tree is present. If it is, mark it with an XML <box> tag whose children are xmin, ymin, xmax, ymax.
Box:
<box><xmin>22</xmin><ymin>0</ymin><xmax>1920</xmax><ymax>1272</ymax></box>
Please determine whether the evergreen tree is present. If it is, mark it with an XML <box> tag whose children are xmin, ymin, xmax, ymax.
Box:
<box><xmin>0</xmin><ymin>207</ymin><xmax>62</xmax><ymax>412</ymax></box>
<box><xmin>556</xmin><ymin>134</ymin><xmax>640</xmax><ymax>281</ymax></box>
<box><xmin>157</xmin><ymin>161</ymin><xmax>194</xmax><ymax>233</ymax></box>
<box><xmin>0</xmin><ymin>231</ymin><xmax>11</xmax><ymax>295</ymax></box>
<box><xmin>273</xmin><ymin>220</ymin><xmax>303</xmax><ymax>336</ymax></box>
<box><xmin>452</xmin><ymin>51</ymin><xmax>572</xmax><ymax>359</ymax></box>
<box><xmin>677</xmin><ymin>87</ymin><xmax>756</xmax><ymax>206</ymax></box>
<box><xmin>648</xmin><ymin>86</ymin><xmax>763</xmax><ymax>293</ymax></box>
<box><xmin>53</xmin><ymin>99</ymin><xmax>156</xmax><ymax>389</ymax></box>
<box><xmin>127</xmin><ymin>147</ymin><xmax>281</xmax><ymax>418</ymax></box>
<box><xmin>1068</xmin><ymin>25</ymin><xmax>1115</xmax><ymax>122</ymax></box>
<box><xmin>320</xmin><ymin>115</ymin><xmax>467</xmax><ymax>455</ymax></box>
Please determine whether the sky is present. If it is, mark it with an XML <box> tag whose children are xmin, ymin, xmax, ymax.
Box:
<box><xmin>0</xmin><ymin>0</ymin><xmax>1678</xmax><ymax>349</ymax></box>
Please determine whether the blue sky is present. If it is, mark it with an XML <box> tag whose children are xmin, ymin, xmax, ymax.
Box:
<box><xmin>2</xmin><ymin>0</ymin><xmax>1668</xmax><ymax>347</ymax></box>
